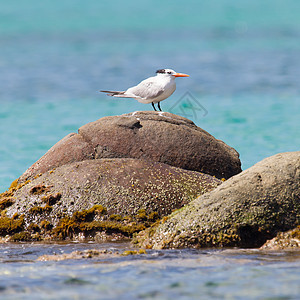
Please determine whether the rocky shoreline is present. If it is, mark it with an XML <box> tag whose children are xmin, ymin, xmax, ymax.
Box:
<box><xmin>0</xmin><ymin>111</ymin><xmax>299</xmax><ymax>250</ymax></box>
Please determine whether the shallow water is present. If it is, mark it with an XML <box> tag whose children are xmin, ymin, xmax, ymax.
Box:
<box><xmin>0</xmin><ymin>242</ymin><xmax>299</xmax><ymax>300</ymax></box>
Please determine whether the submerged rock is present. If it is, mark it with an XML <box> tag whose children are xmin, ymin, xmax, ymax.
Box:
<box><xmin>1</xmin><ymin>158</ymin><xmax>220</xmax><ymax>242</ymax></box>
<box><xmin>135</xmin><ymin>152</ymin><xmax>300</xmax><ymax>249</ymax></box>
<box><xmin>19</xmin><ymin>111</ymin><xmax>241</xmax><ymax>182</ymax></box>
<box><xmin>37</xmin><ymin>248</ymin><xmax>147</xmax><ymax>261</ymax></box>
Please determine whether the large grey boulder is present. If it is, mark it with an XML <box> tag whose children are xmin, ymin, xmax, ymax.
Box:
<box><xmin>19</xmin><ymin>111</ymin><xmax>241</xmax><ymax>182</ymax></box>
<box><xmin>135</xmin><ymin>152</ymin><xmax>300</xmax><ymax>249</ymax></box>
<box><xmin>2</xmin><ymin>158</ymin><xmax>221</xmax><ymax>241</ymax></box>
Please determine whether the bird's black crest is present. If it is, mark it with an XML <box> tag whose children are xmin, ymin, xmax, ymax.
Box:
<box><xmin>156</xmin><ymin>69</ymin><xmax>166</xmax><ymax>74</ymax></box>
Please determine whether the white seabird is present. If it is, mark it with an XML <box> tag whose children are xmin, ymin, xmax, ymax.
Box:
<box><xmin>100</xmin><ymin>68</ymin><xmax>189</xmax><ymax>111</ymax></box>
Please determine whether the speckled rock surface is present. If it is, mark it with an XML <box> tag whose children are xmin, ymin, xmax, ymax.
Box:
<box><xmin>9</xmin><ymin>158</ymin><xmax>220</xmax><ymax>219</ymax></box>
<box><xmin>1</xmin><ymin>158</ymin><xmax>221</xmax><ymax>242</ymax></box>
<box><xmin>134</xmin><ymin>152</ymin><xmax>300</xmax><ymax>249</ymax></box>
<box><xmin>19</xmin><ymin>111</ymin><xmax>241</xmax><ymax>182</ymax></box>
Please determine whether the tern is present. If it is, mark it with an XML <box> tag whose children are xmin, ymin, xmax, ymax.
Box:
<box><xmin>100</xmin><ymin>68</ymin><xmax>189</xmax><ymax>111</ymax></box>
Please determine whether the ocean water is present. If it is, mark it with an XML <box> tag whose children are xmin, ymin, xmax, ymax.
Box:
<box><xmin>0</xmin><ymin>242</ymin><xmax>300</xmax><ymax>300</ymax></box>
<box><xmin>0</xmin><ymin>1</ymin><xmax>300</xmax><ymax>298</ymax></box>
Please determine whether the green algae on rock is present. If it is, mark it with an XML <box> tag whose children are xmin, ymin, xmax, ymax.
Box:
<box><xmin>0</xmin><ymin>214</ymin><xmax>25</xmax><ymax>238</ymax></box>
<box><xmin>49</xmin><ymin>204</ymin><xmax>147</xmax><ymax>240</ymax></box>
<box><xmin>0</xmin><ymin>179</ymin><xmax>31</xmax><ymax>212</ymax></box>
<box><xmin>134</xmin><ymin>152</ymin><xmax>300</xmax><ymax>249</ymax></box>
<box><xmin>0</xmin><ymin>205</ymin><xmax>163</xmax><ymax>242</ymax></box>
<box><xmin>9</xmin><ymin>231</ymin><xmax>36</xmax><ymax>242</ymax></box>
<box><xmin>121</xmin><ymin>249</ymin><xmax>147</xmax><ymax>256</ymax></box>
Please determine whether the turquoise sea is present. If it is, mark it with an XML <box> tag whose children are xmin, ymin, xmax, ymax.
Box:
<box><xmin>0</xmin><ymin>1</ymin><xmax>300</xmax><ymax>298</ymax></box>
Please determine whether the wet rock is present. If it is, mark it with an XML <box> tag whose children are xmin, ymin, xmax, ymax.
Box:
<box><xmin>37</xmin><ymin>249</ymin><xmax>121</xmax><ymax>261</ymax></box>
<box><xmin>19</xmin><ymin>111</ymin><xmax>241</xmax><ymax>182</ymax></box>
<box><xmin>260</xmin><ymin>227</ymin><xmax>300</xmax><ymax>250</ymax></box>
<box><xmin>135</xmin><ymin>152</ymin><xmax>300</xmax><ymax>249</ymax></box>
<box><xmin>2</xmin><ymin>158</ymin><xmax>221</xmax><ymax>242</ymax></box>
<box><xmin>37</xmin><ymin>248</ymin><xmax>147</xmax><ymax>261</ymax></box>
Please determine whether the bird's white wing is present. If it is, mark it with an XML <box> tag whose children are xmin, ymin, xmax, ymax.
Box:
<box><xmin>126</xmin><ymin>77</ymin><xmax>164</xmax><ymax>100</ymax></box>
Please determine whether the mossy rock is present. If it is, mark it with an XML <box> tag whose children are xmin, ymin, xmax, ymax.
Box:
<box><xmin>134</xmin><ymin>152</ymin><xmax>300</xmax><ymax>249</ymax></box>
<box><xmin>1</xmin><ymin>158</ymin><xmax>220</xmax><ymax>242</ymax></box>
<box><xmin>0</xmin><ymin>205</ymin><xmax>161</xmax><ymax>242</ymax></box>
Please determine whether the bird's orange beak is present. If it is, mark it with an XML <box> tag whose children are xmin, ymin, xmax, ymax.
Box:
<box><xmin>173</xmin><ymin>73</ymin><xmax>189</xmax><ymax>77</ymax></box>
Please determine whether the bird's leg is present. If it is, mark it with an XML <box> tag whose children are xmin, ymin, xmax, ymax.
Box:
<box><xmin>158</xmin><ymin>102</ymin><xmax>162</xmax><ymax>112</ymax></box>
<box><xmin>152</xmin><ymin>102</ymin><xmax>157</xmax><ymax>111</ymax></box>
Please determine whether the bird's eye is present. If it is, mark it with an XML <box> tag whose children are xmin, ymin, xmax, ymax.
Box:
<box><xmin>167</xmin><ymin>71</ymin><xmax>171</xmax><ymax>74</ymax></box>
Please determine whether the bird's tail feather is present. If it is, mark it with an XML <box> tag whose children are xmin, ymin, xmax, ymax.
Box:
<box><xmin>100</xmin><ymin>90</ymin><xmax>125</xmax><ymax>97</ymax></box>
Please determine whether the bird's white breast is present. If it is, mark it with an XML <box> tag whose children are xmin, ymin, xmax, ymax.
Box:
<box><xmin>153</xmin><ymin>78</ymin><xmax>176</xmax><ymax>103</ymax></box>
